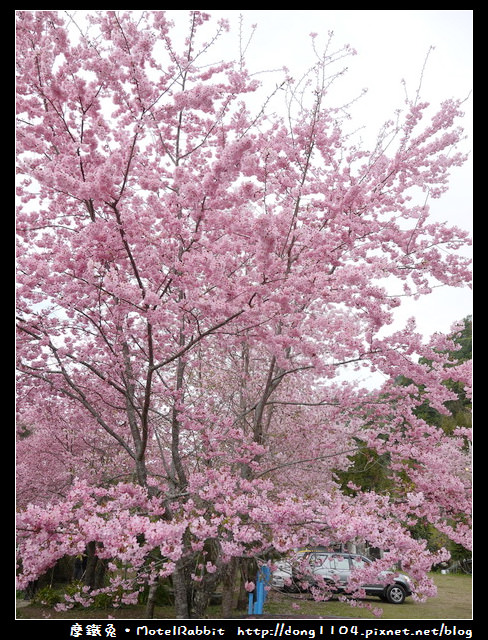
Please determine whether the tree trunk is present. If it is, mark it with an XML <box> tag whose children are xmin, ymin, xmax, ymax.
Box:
<box><xmin>172</xmin><ymin>563</ymin><xmax>190</xmax><ymax>618</ymax></box>
<box><xmin>221</xmin><ymin>557</ymin><xmax>238</xmax><ymax>617</ymax></box>
<box><xmin>191</xmin><ymin>587</ymin><xmax>210</xmax><ymax>619</ymax></box>
<box><xmin>190</xmin><ymin>569</ymin><xmax>221</xmax><ymax>618</ymax></box>
<box><xmin>94</xmin><ymin>557</ymin><xmax>107</xmax><ymax>589</ymax></box>
<box><xmin>84</xmin><ymin>541</ymin><xmax>98</xmax><ymax>589</ymax></box>
<box><xmin>145</xmin><ymin>580</ymin><xmax>159</xmax><ymax>619</ymax></box>
<box><xmin>83</xmin><ymin>541</ymin><xmax>108</xmax><ymax>590</ymax></box>
<box><xmin>237</xmin><ymin>558</ymin><xmax>257</xmax><ymax>610</ymax></box>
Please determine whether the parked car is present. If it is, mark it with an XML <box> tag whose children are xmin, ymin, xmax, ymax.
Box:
<box><xmin>271</xmin><ymin>550</ymin><xmax>412</xmax><ymax>604</ymax></box>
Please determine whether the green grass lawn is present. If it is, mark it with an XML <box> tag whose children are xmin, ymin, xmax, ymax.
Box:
<box><xmin>16</xmin><ymin>573</ymin><xmax>472</xmax><ymax>620</ymax></box>
<box><xmin>262</xmin><ymin>573</ymin><xmax>472</xmax><ymax>619</ymax></box>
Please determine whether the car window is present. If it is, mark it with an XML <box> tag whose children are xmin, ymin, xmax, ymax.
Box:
<box><xmin>315</xmin><ymin>554</ymin><xmax>350</xmax><ymax>570</ymax></box>
<box><xmin>330</xmin><ymin>555</ymin><xmax>350</xmax><ymax>571</ymax></box>
<box><xmin>307</xmin><ymin>553</ymin><xmax>325</xmax><ymax>568</ymax></box>
<box><xmin>350</xmin><ymin>556</ymin><xmax>369</xmax><ymax>569</ymax></box>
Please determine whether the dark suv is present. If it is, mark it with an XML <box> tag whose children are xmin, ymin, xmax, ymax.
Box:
<box><xmin>271</xmin><ymin>550</ymin><xmax>413</xmax><ymax>604</ymax></box>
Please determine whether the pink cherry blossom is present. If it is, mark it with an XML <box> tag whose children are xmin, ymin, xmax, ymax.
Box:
<box><xmin>16</xmin><ymin>10</ymin><xmax>471</xmax><ymax>619</ymax></box>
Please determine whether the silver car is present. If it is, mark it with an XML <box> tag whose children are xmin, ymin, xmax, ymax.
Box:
<box><xmin>271</xmin><ymin>550</ymin><xmax>412</xmax><ymax>604</ymax></box>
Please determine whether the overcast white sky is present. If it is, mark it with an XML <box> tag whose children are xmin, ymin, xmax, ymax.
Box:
<box><xmin>190</xmin><ymin>10</ymin><xmax>473</xmax><ymax>338</ymax></box>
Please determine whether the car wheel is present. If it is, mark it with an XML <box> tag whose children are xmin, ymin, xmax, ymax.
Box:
<box><xmin>385</xmin><ymin>584</ymin><xmax>406</xmax><ymax>604</ymax></box>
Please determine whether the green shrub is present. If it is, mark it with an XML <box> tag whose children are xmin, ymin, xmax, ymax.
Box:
<box><xmin>92</xmin><ymin>591</ymin><xmax>115</xmax><ymax>609</ymax></box>
<box><xmin>32</xmin><ymin>585</ymin><xmax>63</xmax><ymax>607</ymax></box>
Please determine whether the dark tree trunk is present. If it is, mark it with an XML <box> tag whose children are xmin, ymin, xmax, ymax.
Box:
<box><xmin>190</xmin><ymin>569</ymin><xmax>221</xmax><ymax>618</ymax></box>
<box><xmin>94</xmin><ymin>556</ymin><xmax>107</xmax><ymax>589</ymax></box>
<box><xmin>221</xmin><ymin>557</ymin><xmax>238</xmax><ymax>617</ymax></box>
<box><xmin>237</xmin><ymin>558</ymin><xmax>257</xmax><ymax>610</ymax></box>
<box><xmin>84</xmin><ymin>541</ymin><xmax>98</xmax><ymax>589</ymax></box>
<box><xmin>83</xmin><ymin>541</ymin><xmax>108</xmax><ymax>590</ymax></box>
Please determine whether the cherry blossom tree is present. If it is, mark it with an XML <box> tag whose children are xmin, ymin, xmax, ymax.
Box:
<box><xmin>16</xmin><ymin>10</ymin><xmax>471</xmax><ymax>618</ymax></box>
